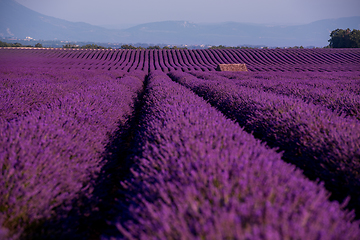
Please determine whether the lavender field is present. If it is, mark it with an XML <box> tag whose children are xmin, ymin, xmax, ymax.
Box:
<box><xmin>1</xmin><ymin>48</ymin><xmax>360</xmax><ymax>239</ymax></box>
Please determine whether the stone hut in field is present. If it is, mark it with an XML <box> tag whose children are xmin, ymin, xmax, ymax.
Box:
<box><xmin>216</xmin><ymin>63</ymin><xmax>248</xmax><ymax>71</ymax></box>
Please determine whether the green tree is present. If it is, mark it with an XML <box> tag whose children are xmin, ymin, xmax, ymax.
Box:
<box><xmin>81</xmin><ymin>44</ymin><xmax>109</xmax><ymax>49</ymax></box>
<box><xmin>147</xmin><ymin>45</ymin><xmax>161</xmax><ymax>49</ymax></box>
<box><xmin>0</xmin><ymin>41</ymin><xmax>11</xmax><ymax>47</ymax></box>
<box><xmin>328</xmin><ymin>28</ymin><xmax>360</xmax><ymax>48</ymax></box>
<box><xmin>171</xmin><ymin>46</ymin><xmax>187</xmax><ymax>49</ymax></box>
<box><xmin>121</xmin><ymin>44</ymin><xmax>137</xmax><ymax>49</ymax></box>
<box><xmin>35</xmin><ymin>43</ymin><xmax>43</xmax><ymax>48</ymax></box>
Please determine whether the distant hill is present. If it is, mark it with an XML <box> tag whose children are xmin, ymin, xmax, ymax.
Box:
<box><xmin>1</xmin><ymin>0</ymin><xmax>360</xmax><ymax>47</ymax></box>
<box><xmin>0</xmin><ymin>0</ymin><xmax>126</xmax><ymax>42</ymax></box>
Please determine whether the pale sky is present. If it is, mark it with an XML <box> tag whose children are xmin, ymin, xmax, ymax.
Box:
<box><xmin>14</xmin><ymin>0</ymin><xmax>360</xmax><ymax>27</ymax></box>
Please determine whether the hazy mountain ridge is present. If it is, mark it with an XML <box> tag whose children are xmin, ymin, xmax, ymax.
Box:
<box><xmin>1</xmin><ymin>0</ymin><xmax>359</xmax><ymax>47</ymax></box>
<box><xmin>0</xmin><ymin>0</ymin><xmax>126</xmax><ymax>42</ymax></box>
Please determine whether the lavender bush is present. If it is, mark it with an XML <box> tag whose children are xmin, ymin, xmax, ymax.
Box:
<box><xmin>0</xmin><ymin>69</ymin><xmax>144</xmax><ymax>238</ymax></box>
<box><xmin>193</xmin><ymin>71</ymin><xmax>360</xmax><ymax>120</ymax></box>
<box><xmin>0</xmin><ymin>67</ymin><xmax>126</xmax><ymax>121</ymax></box>
<box><xmin>169</xmin><ymin>70</ymin><xmax>360</xmax><ymax>217</ymax></box>
<box><xmin>113</xmin><ymin>71</ymin><xmax>360</xmax><ymax>239</ymax></box>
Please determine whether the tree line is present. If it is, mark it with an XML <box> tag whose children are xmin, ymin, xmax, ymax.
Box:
<box><xmin>62</xmin><ymin>43</ymin><xmax>111</xmax><ymax>49</ymax></box>
<box><xmin>0</xmin><ymin>41</ymin><xmax>43</xmax><ymax>48</ymax></box>
<box><xmin>1</xmin><ymin>28</ymin><xmax>359</xmax><ymax>49</ymax></box>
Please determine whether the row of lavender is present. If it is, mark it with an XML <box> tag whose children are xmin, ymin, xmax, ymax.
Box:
<box><xmin>1</xmin><ymin>48</ymin><xmax>359</xmax><ymax>72</ymax></box>
<box><xmin>1</xmin><ymin>67</ymin><xmax>360</xmax><ymax>238</ymax></box>
<box><xmin>1</xmin><ymin>49</ymin><xmax>360</xmax><ymax>239</ymax></box>
<box><xmin>210</xmin><ymin>71</ymin><xmax>360</xmax><ymax>120</ymax></box>
<box><xmin>110</xmin><ymin>71</ymin><xmax>360</xmax><ymax>239</ymax></box>
<box><xmin>0</xmin><ymin>67</ymin><xmax>145</xmax><ymax>238</ymax></box>
<box><xmin>168</xmin><ymin>70</ymin><xmax>360</xmax><ymax>219</ymax></box>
